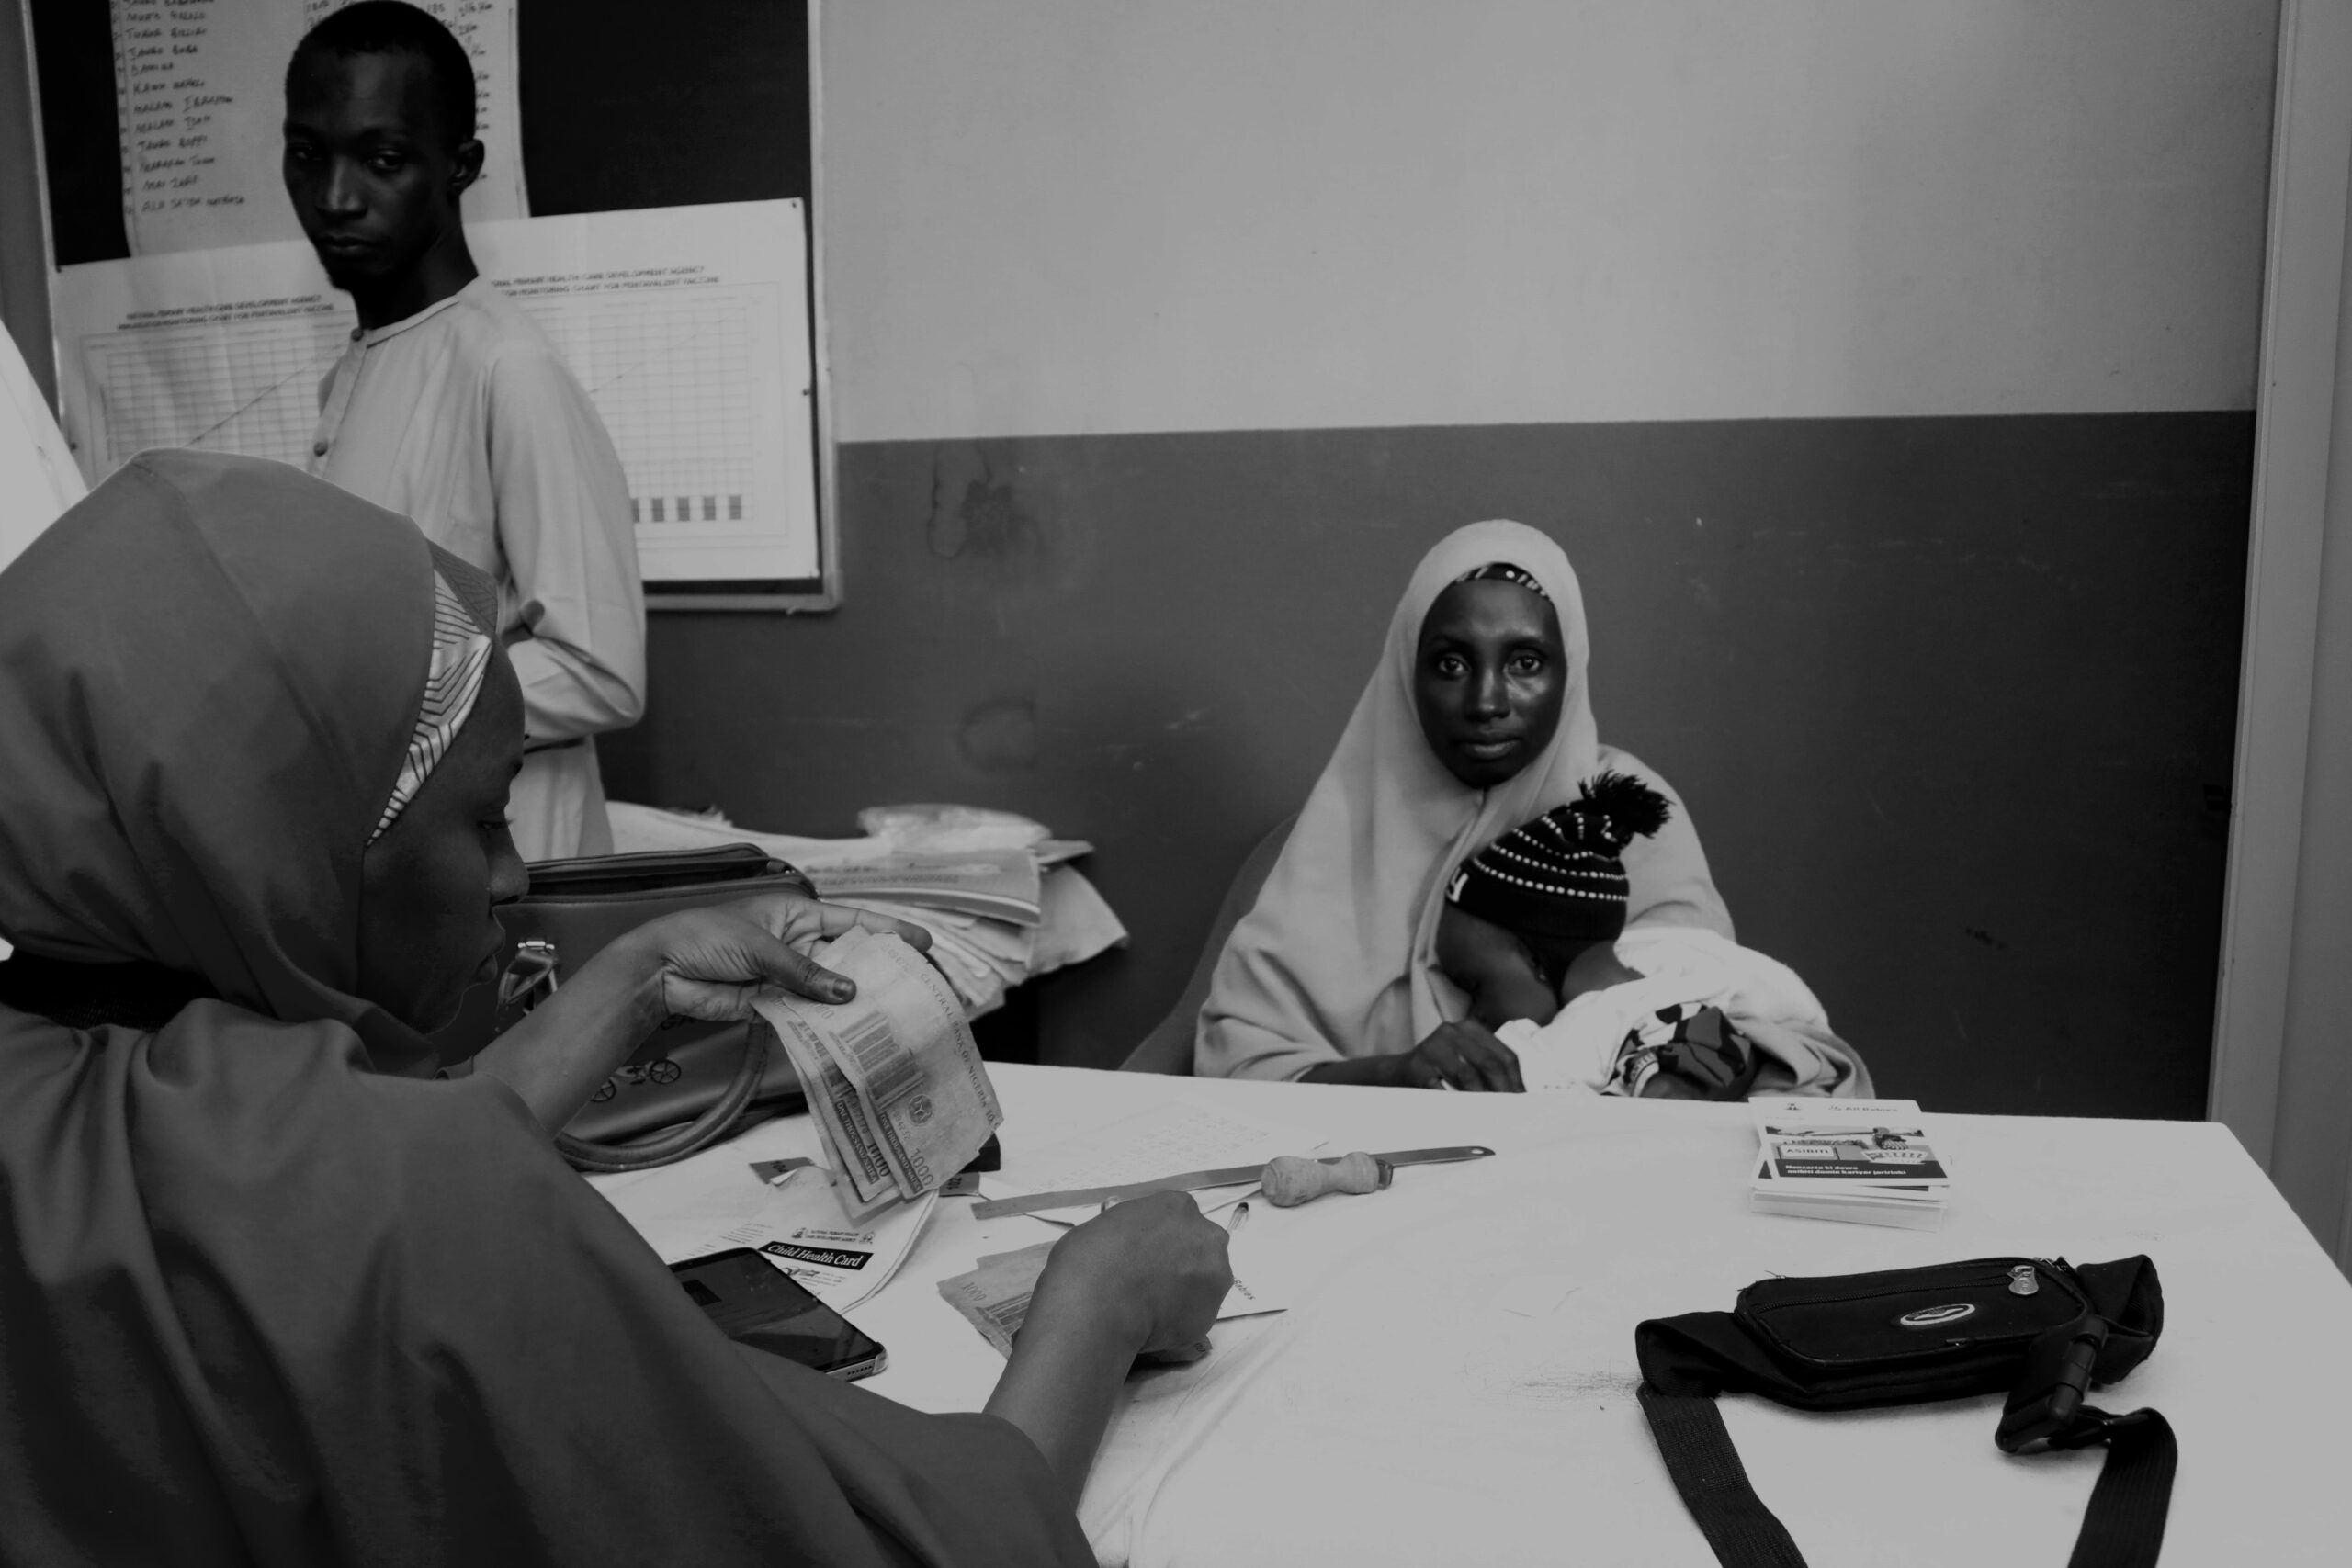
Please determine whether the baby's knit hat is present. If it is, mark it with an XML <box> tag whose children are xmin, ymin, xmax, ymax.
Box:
<box><xmin>1443</xmin><ymin>772</ymin><xmax>1674</xmax><ymax>943</ymax></box>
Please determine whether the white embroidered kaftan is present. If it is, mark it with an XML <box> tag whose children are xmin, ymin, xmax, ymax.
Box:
<box><xmin>311</xmin><ymin>276</ymin><xmax>644</xmax><ymax>859</ymax></box>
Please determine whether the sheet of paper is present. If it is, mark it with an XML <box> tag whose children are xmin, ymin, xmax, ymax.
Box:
<box><xmin>51</xmin><ymin>199</ymin><xmax>817</xmax><ymax>583</ymax></box>
<box><xmin>710</xmin><ymin>1190</ymin><xmax>942</xmax><ymax>1315</ymax></box>
<box><xmin>1032</xmin><ymin>864</ymin><xmax>1130</xmax><ymax>973</ymax></box>
<box><xmin>110</xmin><ymin>0</ymin><xmax>527</xmax><ymax>256</ymax></box>
<box><xmin>591</xmin><ymin>1126</ymin><xmax>940</xmax><ymax>1315</ymax></box>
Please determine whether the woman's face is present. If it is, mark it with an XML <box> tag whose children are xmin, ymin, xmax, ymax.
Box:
<box><xmin>1413</xmin><ymin>579</ymin><xmax>1567</xmax><ymax>790</ymax></box>
<box><xmin>356</xmin><ymin>653</ymin><xmax>529</xmax><ymax>1032</ymax></box>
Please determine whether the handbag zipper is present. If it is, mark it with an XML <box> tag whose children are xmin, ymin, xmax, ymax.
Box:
<box><xmin>1747</xmin><ymin>1258</ymin><xmax>2059</xmax><ymax>1312</ymax></box>
<box><xmin>1745</xmin><ymin>1260</ymin><xmax>2086</xmax><ymax>1368</ymax></box>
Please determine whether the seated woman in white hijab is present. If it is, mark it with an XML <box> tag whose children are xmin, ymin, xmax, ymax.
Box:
<box><xmin>1193</xmin><ymin>519</ymin><xmax>1868</xmax><ymax>1096</ymax></box>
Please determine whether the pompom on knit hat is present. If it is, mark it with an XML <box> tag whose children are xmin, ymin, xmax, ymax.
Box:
<box><xmin>1443</xmin><ymin>771</ymin><xmax>1673</xmax><ymax>943</ymax></box>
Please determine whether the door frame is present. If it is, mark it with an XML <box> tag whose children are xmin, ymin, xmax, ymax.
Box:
<box><xmin>2210</xmin><ymin>0</ymin><xmax>2352</xmax><ymax>1167</ymax></box>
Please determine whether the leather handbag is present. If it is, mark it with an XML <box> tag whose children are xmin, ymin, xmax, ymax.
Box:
<box><xmin>437</xmin><ymin>845</ymin><xmax>816</xmax><ymax>1173</ymax></box>
<box><xmin>1635</xmin><ymin>1255</ymin><xmax>2172</xmax><ymax>1568</ymax></box>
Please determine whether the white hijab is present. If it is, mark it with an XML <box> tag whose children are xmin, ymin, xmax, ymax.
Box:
<box><xmin>1196</xmin><ymin>521</ymin><xmax>1728</xmax><ymax>1080</ymax></box>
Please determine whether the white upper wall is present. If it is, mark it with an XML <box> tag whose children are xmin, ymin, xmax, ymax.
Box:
<box><xmin>820</xmin><ymin>0</ymin><xmax>2278</xmax><ymax>443</ymax></box>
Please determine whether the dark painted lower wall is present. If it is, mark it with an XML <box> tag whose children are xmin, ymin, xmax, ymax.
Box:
<box><xmin>601</xmin><ymin>413</ymin><xmax>2251</xmax><ymax>1119</ymax></box>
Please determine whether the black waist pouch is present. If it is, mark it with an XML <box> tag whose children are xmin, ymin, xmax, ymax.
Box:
<box><xmin>1635</xmin><ymin>1256</ymin><xmax>2173</xmax><ymax>1568</ymax></box>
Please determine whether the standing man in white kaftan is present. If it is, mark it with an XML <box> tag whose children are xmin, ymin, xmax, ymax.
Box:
<box><xmin>284</xmin><ymin>3</ymin><xmax>643</xmax><ymax>858</ymax></box>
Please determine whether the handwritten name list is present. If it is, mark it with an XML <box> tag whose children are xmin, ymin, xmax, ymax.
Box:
<box><xmin>110</xmin><ymin>0</ymin><xmax>526</xmax><ymax>256</ymax></box>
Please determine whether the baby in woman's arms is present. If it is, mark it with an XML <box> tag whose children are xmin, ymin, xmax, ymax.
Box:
<box><xmin>1434</xmin><ymin>773</ymin><xmax>1869</xmax><ymax>1099</ymax></box>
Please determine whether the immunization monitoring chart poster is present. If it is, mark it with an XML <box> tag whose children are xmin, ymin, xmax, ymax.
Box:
<box><xmin>25</xmin><ymin>0</ymin><xmax>830</xmax><ymax>604</ymax></box>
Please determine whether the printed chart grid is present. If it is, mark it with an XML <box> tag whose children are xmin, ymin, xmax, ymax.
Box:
<box><xmin>80</xmin><ymin>288</ymin><xmax>787</xmax><ymax>565</ymax></box>
<box><xmin>511</xmin><ymin>288</ymin><xmax>763</xmax><ymax>541</ymax></box>
<box><xmin>85</xmin><ymin>315</ymin><xmax>349</xmax><ymax>471</ymax></box>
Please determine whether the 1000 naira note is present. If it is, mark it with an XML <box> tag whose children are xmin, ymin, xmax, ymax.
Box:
<box><xmin>756</xmin><ymin>929</ymin><xmax>1001</xmax><ymax>1205</ymax></box>
<box><xmin>763</xmin><ymin>1004</ymin><xmax>904</xmax><ymax>1208</ymax></box>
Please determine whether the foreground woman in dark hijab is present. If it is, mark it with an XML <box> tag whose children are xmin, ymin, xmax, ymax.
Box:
<box><xmin>0</xmin><ymin>452</ymin><xmax>1227</xmax><ymax>1566</ymax></box>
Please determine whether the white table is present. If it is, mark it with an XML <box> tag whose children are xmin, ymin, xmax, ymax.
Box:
<box><xmin>596</xmin><ymin>1065</ymin><xmax>2352</xmax><ymax>1567</ymax></box>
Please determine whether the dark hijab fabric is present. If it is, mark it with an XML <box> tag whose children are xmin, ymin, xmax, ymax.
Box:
<box><xmin>0</xmin><ymin>454</ymin><xmax>1086</xmax><ymax>1567</ymax></box>
<box><xmin>0</xmin><ymin>450</ymin><xmax>444</xmax><ymax>1072</ymax></box>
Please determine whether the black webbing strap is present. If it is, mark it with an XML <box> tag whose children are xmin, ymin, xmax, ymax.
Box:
<box><xmin>1636</xmin><ymin>1385</ymin><xmax>1805</xmax><ymax>1568</ymax></box>
<box><xmin>2063</xmin><ymin>1411</ymin><xmax>2176</xmax><ymax>1568</ymax></box>
<box><xmin>1636</xmin><ymin>1386</ymin><xmax>2176</xmax><ymax>1568</ymax></box>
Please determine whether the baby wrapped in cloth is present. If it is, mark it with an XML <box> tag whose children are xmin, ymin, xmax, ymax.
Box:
<box><xmin>1436</xmin><ymin>774</ymin><xmax>1871</xmax><ymax>1098</ymax></box>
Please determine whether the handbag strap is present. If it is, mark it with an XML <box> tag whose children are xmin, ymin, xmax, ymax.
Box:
<box><xmin>2066</xmin><ymin>1413</ymin><xmax>2177</xmax><ymax>1568</ymax></box>
<box><xmin>554</xmin><ymin>1030</ymin><xmax>770</xmax><ymax>1174</ymax></box>
<box><xmin>1636</xmin><ymin>1363</ymin><xmax>2176</xmax><ymax>1568</ymax></box>
<box><xmin>1636</xmin><ymin>1383</ymin><xmax>1807</xmax><ymax>1568</ymax></box>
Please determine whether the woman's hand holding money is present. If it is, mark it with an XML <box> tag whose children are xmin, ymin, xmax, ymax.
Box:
<box><xmin>623</xmin><ymin>894</ymin><xmax>933</xmax><ymax>1023</ymax></box>
<box><xmin>475</xmin><ymin>893</ymin><xmax>927</xmax><ymax>1133</ymax></box>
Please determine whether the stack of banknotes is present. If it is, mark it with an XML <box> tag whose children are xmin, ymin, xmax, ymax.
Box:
<box><xmin>938</xmin><ymin>1235</ymin><xmax>1273</xmax><ymax>1361</ymax></box>
<box><xmin>937</xmin><ymin>1239</ymin><xmax>1059</xmax><ymax>1355</ymax></box>
<box><xmin>752</xmin><ymin>929</ymin><xmax>1002</xmax><ymax>1209</ymax></box>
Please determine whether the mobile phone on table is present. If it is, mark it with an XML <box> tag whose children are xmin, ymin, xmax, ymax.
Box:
<box><xmin>671</xmin><ymin>1247</ymin><xmax>888</xmax><ymax>1382</ymax></box>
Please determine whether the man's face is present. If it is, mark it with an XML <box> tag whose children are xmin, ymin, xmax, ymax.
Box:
<box><xmin>282</xmin><ymin>49</ymin><xmax>479</xmax><ymax>289</ymax></box>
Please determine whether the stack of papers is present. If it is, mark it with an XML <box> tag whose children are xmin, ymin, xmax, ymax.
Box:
<box><xmin>805</xmin><ymin>849</ymin><xmax>1043</xmax><ymax>926</ymax></box>
<box><xmin>1748</xmin><ymin>1096</ymin><xmax>1951</xmax><ymax>1228</ymax></box>
<box><xmin>753</xmin><ymin>929</ymin><xmax>1001</xmax><ymax>1209</ymax></box>
<box><xmin>607</xmin><ymin>800</ymin><xmax>1130</xmax><ymax>1017</ymax></box>
<box><xmin>939</xmin><ymin>1240</ymin><xmax>1059</xmax><ymax>1354</ymax></box>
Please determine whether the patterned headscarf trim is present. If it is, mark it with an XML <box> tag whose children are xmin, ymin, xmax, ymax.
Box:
<box><xmin>369</xmin><ymin>570</ymin><xmax>493</xmax><ymax>843</ymax></box>
<box><xmin>1453</xmin><ymin>561</ymin><xmax>1550</xmax><ymax>600</ymax></box>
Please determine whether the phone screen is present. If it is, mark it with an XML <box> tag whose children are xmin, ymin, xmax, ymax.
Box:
<box><xmin>671</xmin><ymin>1248</ymin><xmax>888</xmax><ymax>1381</ymax></box>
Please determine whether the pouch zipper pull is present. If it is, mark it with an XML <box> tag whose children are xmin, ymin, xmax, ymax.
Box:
<box><xmin>2007</xmin><ymin>1264</ymin><xmax>2039</xmax><ymax>1296</ymax></box>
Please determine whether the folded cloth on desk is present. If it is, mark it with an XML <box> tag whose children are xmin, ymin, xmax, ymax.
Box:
<box><xmin>607</xmin><ymin>801</ymin><xmax>1129</xmax><ymax>1016</ymax></box>
<box><xmin>1496</xmin><ymin>926</ymin><xmax>1871</xmax><ymax>1097</ymax></box>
